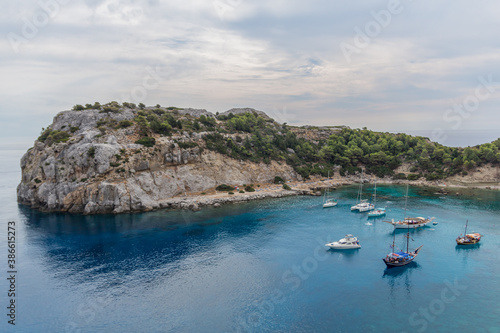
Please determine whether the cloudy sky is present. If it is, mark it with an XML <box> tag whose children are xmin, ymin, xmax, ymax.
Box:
<box><xmin>2</xmin><ymin>0</ymin><xmax>500</xmax><ymax>149</ymax></box>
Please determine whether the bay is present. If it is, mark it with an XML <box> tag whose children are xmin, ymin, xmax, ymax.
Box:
<box><xmin>1</xmin><ymin>150</ymin><xmax>500</xmax><ymax>332</ymax></box>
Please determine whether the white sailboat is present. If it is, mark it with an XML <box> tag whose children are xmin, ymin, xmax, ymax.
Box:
<box><xmin>351</xmin><ymin>176</ymin><xmax>374</xmax><ymax>212</ymax></box>
<box><xmin>323</xmin><ymin>171</ymin><xmax>337</xmax><ymax>208</ymax></box>
<box><xmin>368</xmin><ymin>180</ymin><xmax>386</xmax><ymax>217</ymax></box>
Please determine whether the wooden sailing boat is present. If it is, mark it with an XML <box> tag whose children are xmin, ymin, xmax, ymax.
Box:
<box><xmin>456</xmin><ymin>220</ymin><xmax>481</xmax><ymax>245</ymax></box>
<box><xmin>383</xmin><ymin>184</ymin><xmax>434</xmax><ymax>228</ymax></box>
<box><xmin>383</xmin><ymin>185</ymin><xmax>423</xmax><ymax>267</ymax></box>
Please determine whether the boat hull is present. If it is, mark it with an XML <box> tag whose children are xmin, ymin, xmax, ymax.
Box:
<box><xmin>368</xmin><ymin>209</ymin><xmax>386</xmax><ymax>217</ymax></box>
<box><xmin>326</xmin><ymin>243</ymin><xmax>361</xmax><ymax>249</ymax></box>
<box><xmin>456</xmin><ymin>234</ymin><xmax>481</xmax><ymax>245</ymax></box>
<box><xmin>393</xmin><ymin>221</ymin><xmax>431</xmax><ymax>229</ymax></box>
<box><xmin>323</xmin><ymin>202</ymin><xmax>338</xmax><ymax>208</ymax></box>
<box><xmin>358</xmin><ymin>205</ymin><xmax>374</xmax><ymax>212</ymax></box>
<box><xmin>383</xmin><ymin>257</ymin><xmax>415</xmax><ymax>267</ymax></box>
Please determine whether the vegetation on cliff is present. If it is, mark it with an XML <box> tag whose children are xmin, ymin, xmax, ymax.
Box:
<box><xmin>58</xmin><ymin>101</ymin><xmax>500</xmax><ymax>181</ymax></box>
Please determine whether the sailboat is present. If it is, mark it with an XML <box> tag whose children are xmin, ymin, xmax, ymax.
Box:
<box><xmin>383</xmin><ymin>186</ymin><xmax>423</xmax><ymax>267</ymax></box>
<box><xmin>383</xmin><ymin>185</ymin><xmax>434</xmax><ymax>229</ymax></box>
<box><xmin>322</xmin><ymin>171</ymin><xmax>337</xmax><ymax>208</ymax></box>
<box><xmin>368</xmin><ymin>180</ymin><xmax>386</xmax><ymax>217</ymax></box>
<box><xmin>456</xmin><ymin>220</ymin><xmax>481</xmax><ymax>245</ymax></box>
<box><xmin>351</xmin><ymin>175</ymin><xmax>374</xmax><ymax>212</ymax></box>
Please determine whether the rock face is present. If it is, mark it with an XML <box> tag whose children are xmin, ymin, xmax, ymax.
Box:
<box><xmin>17</xmin><ymin>109</ymin><xmax>299</xmax><ymax>214</ymax></box>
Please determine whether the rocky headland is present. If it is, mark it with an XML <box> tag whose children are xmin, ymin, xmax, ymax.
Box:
<box><xmin>17</xmin><ymin>103</ymin><xmax>500</xmax><ymax>214</ymax></box>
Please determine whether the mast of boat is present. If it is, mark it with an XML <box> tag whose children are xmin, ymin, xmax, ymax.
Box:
<box><xmin>373</xmin><ymin>179</ymin><xmax>377</xmax><ymax>206</ymax></box>
<box><xmin>391</xmin><ymin>226</ymin><xmax>396</xmax><ymax>253</ymax></box>
<box><xmin>404</xmin><ymin>184</ymin><xmax>408</xmax><ymax>220</ymax></box>
<box><xmin>405</xmin><ymin>184</ymin><xmax>410</xmax><ymax>253</ymax></box>
<box><xmin>464</xmin><ymin>219</ymin><xmax>468</xmax><ymax>236</ymax></box>
<box><xmin>358</xmin><ymin>170</ymin><xmax>364</xmax><ymax>203</ymax></box>
<box><xmin>324</xmin><ymin>171</ymin><xmax>330</xmax><ymax>203</ymax></box>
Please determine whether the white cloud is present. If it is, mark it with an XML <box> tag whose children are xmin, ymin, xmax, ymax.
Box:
<box><xmin>1</xmin><ymin>0</ymin><xmax>500</xmax><ymax>146</ymax></box>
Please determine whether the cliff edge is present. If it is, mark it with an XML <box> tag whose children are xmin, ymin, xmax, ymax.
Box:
<box><xmin>17</xmin><ymin>106</ymin><xmax>299</xmax><ymax>214</ymax></box>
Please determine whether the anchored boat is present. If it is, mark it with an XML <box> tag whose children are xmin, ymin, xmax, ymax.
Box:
<box><xmin>456</xmin><ymin>220</ymin><xmax>481</xmax><ymax>245</ymax></box>
<box><xmin>326</xmin><ymin>234</ymin><xmax>361</xmax><ymax>249</ymax></box>
<box><xmin>383</xmin><ymin>185</ymin><xmax>434</xmax><ymax>229</ymax></box>
<box><xmin>368</xmin><ymin>181</ymin><xmax>386</xmax><ymax>217</ymax></box>
<box><xmin>383</xmin><ymin>185</ymin><xmax>423</xmax><ymax>268</ymax></box>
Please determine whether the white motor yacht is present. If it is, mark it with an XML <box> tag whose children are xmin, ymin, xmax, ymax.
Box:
<box><xmin>325</xmin><ymin>234</ymin><xmax>361</xmax><ymax>249</ymax></box>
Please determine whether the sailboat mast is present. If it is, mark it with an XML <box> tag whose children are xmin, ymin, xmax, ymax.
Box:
<box><xmin>360</xmin><ymin>181</ymin><xmax>363</xmax><ymax>203</ymax></box>
<box><xmin>373</xmin><ymin>180</ymin><xmax>377</xmax><ymax>206</ymax></box>
<box><xmin>392</xmin><ymin>229</ymin><xmax>396</xmax><ymax>252</ymax></box>
<box><xmin>405</xmin><ymin>184</ymin><xmax>409</xmax><ymax>253</ymax></box>
<box><xmin>464</xmin><ymin>219</ymin><xmax>468</xmax><ymax>236</ymax></box>
<box><xmin>404</xmin><ymin>184</ymin><xmax>408</xmax><ymax>219</ymax></box>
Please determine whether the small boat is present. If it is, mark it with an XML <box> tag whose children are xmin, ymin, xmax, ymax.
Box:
<box><xmin>351</xmin><ymin>176</ymin><xmax>374</xmax><ymax>212</ymax></box>
<box><xmin>323</xmin><ymin>199</ymin><xmax>338</xmax><ymax>208</ymax></box>
<box><xmin>368</xmin><ymin>207</ymin><xmax>386</xmax><ymax>217</ymax></box>
<box><xmin>368</xmin><ymin>181</ymin><xmax>386</xmax><ymax>217</ymax></box>
<box><xmin>456</xmin><ymin>220</ymin><xmax>481</xmax><ymax>245</ymax></box>
<box><xmin>322</xmin><ymin>171</ymin><xmax>338</xmax><ymax>208</ymax></box>
<box><xmin>325</xmin><ymin>234</ymin><xmax>361</xmax><ymax>249</ymax></box>
<box><xmin>352</xmin><ymin>199</ymin><xmax>374</xmax><ymax>212</ymax></box>
<box><xmin>433</xmin><ymin>221</ymin><xmax>438</xmax><ymax>225</ymax></box>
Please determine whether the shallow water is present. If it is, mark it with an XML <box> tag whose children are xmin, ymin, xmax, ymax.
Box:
<box><xmin>1</xmin><ymin>150</ymin><xmax>499</xmax><ymax>332</ymax></box>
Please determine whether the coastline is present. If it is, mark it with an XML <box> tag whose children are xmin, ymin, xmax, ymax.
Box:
<box><xmin>161</xmin><ymin>175</ymin><xmax>500</xmax><ymax>212</ymax></box>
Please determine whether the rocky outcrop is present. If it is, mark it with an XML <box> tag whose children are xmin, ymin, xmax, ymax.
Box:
<box><xmin>17</xmin><ymin>109</ymin><xmax>299</xmax><ymax>214</ymax></box>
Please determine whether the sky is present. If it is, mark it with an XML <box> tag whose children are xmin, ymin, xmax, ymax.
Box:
<box><xmin>2</xmin><ymin>0</ymin><xmax>500</xmax><ymax>149</ymax></box>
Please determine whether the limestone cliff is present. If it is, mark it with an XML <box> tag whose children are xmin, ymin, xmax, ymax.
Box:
<box><xmin>17</xmin><ymin>108</ymin><xmax>299</xmax><ymax>214</ymax></box>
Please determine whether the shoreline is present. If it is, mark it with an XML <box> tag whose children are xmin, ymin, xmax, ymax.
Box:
<box><xmin>162</xmin><ymin>176</ymin><xmax>500</xmax><ymax>212</ymax></box>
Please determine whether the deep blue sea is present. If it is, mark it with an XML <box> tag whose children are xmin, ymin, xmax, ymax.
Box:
<box><xmin>1</xmin><ymin>150</ymin><xmax>500</xmax><ymax>333</ymax></box>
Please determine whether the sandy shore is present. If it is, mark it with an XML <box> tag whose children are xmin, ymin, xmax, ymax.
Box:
<box><xmin>162</xmin><ymin>175</ymin><xmax>499</xmax><ymax>211</ymax></box>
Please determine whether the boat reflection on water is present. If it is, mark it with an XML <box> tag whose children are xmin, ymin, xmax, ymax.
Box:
<box><xmin>383</xmin><ymin>262</ymin><xmax>421</xmax><ymax>297</ymax></box>
<box><xmin>455</xmin><ymin>243</ymin><xmax>481</xmax><ymax>252</ymax></box>
<box><xmin>382</xmin><ymin>261</ymin><xmax>420</xmax><ymax>277</ymax></box>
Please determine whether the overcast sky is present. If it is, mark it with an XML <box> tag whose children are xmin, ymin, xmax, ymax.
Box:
<box><xmin>2</xmin><ymin>0</ymin><xmax>500</xmax><ymax>149</ymax></box>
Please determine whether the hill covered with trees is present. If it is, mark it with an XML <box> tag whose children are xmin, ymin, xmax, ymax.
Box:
<box><xmin>63</xmin><ymin>102</ymin><xmax>500</xmax><ymax>181</ymax></box>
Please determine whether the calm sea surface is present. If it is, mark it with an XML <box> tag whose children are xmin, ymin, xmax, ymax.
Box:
<box><xmin>1</xmin><ymin>150</ymin><xmax>500</xmax><ymax>333</ymax></box>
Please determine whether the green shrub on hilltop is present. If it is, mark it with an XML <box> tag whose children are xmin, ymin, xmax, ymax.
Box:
<box><xmin>177</xmin><ymin>141</ymin><xmax>198</xmax><ymax>149</ymax></box>
<box><xmin>135</xmin><ymin>137</ymin><xmax>156</xmax><ymax>147</ymax></box>
<box><xmin>38</xmin><ymin>129</ymin><xmax>70</xmax><ymax>146</ymax></box>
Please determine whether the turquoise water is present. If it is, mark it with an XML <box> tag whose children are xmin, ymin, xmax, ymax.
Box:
<box><xmin>1</xmin><ymin>150</ymin><xmax>500</xmax><ymax>332</ymax></box>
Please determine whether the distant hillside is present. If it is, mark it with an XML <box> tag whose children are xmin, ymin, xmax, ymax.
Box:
<box><xmin>17</xmin><ymin>101</ymin><xmax>500</xmax><ymax>214</ymax></box>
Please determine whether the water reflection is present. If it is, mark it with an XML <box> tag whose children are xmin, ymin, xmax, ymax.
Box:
<box><xmin>17</xmin><ymin>204</ymin><xmax>275</xmax><ymax>289</ymax></box>
<box><xmin>383</xmin><ymin>262</ymin><xmax>421</xmax><ymax>297</ymax></box>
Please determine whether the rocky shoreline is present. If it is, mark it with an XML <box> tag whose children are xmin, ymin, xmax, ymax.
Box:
<box><xmin>152</xmin><ymin>176</ymin><xmax>500</xmax><ymax>213</ymax></box>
